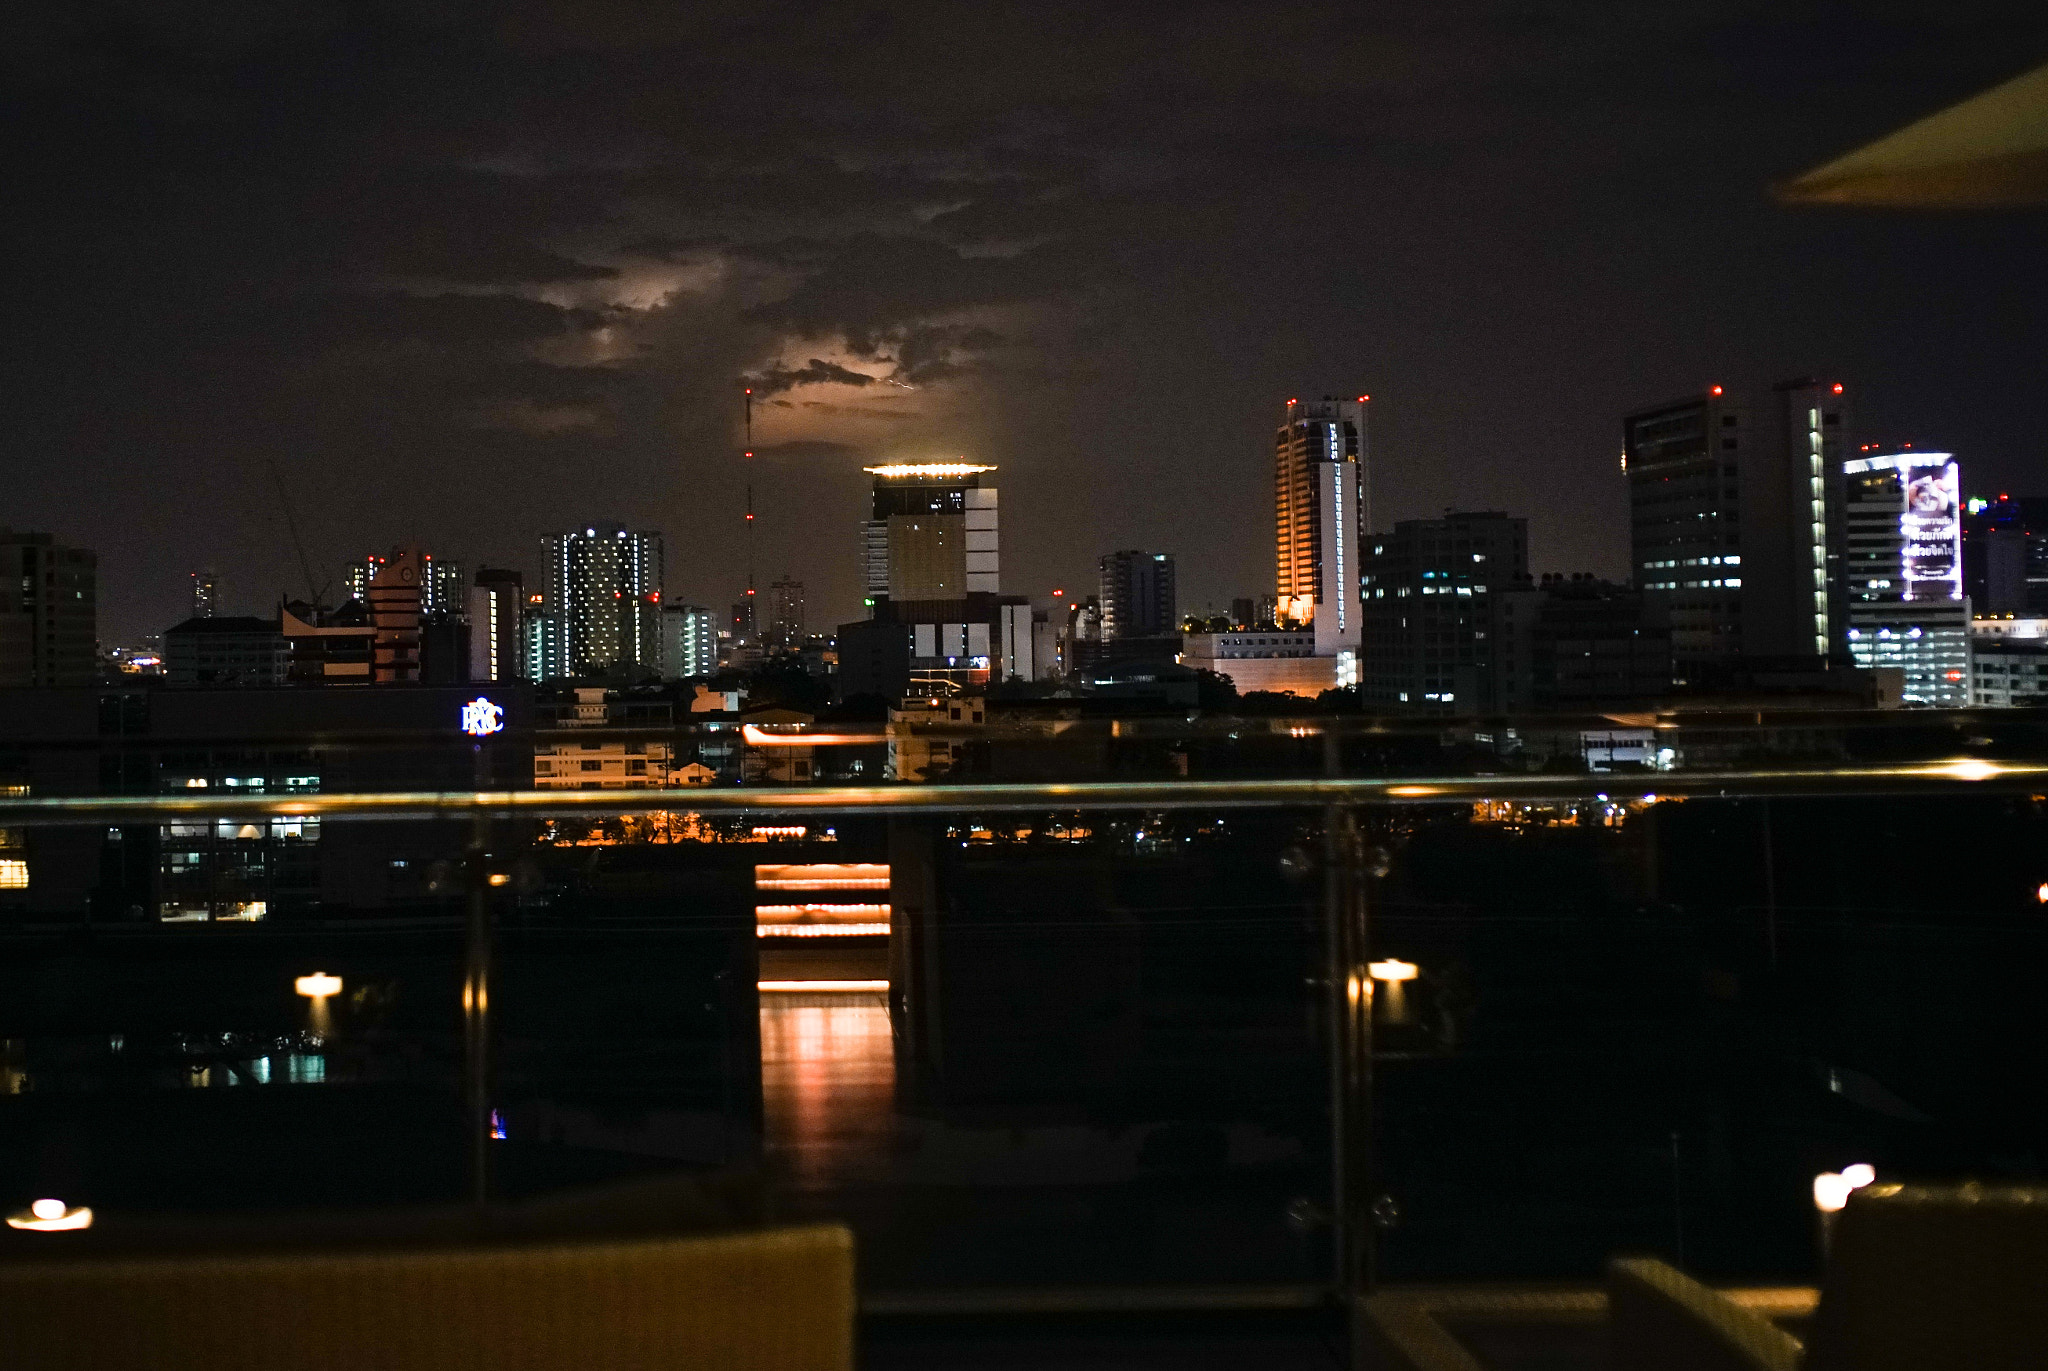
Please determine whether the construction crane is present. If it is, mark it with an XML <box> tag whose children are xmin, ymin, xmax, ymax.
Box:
<box><xmin>267</xmin><ymin>455</ymin><xmax>329</xmax><ymax>605</ymax></box>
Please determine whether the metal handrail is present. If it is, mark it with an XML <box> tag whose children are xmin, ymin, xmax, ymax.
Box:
<box><xmin>0</xmin><ymin>757</ymin><xmax>2042</xmax><ymax>825</ymax></box>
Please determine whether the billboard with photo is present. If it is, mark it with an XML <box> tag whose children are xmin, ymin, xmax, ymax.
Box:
<box><xmin>1898</xmin><ymin>455</ymin><xmax>1961</xmax><ymax>601</ymax></box>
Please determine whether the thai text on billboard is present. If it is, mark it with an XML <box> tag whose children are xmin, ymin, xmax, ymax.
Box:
<box><xmin>1899</xmin><ymin>457</ymin><xmax>1961</xmax><ymax>601</ymax></box>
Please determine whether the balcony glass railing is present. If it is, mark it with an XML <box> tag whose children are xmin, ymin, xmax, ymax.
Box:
<box><xmin>3</xmin><ymin>708</ymin><xmax>2045</xmax><ymax>1311</ymax></box>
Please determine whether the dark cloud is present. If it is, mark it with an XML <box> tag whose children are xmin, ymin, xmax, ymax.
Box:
<box><xmin>745</xmin><ymin>359</ymin><xmax>880</xmax><ymax>395</ymax></box>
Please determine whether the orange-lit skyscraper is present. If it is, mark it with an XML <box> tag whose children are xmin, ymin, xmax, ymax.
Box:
<box><xmin>1273</xmin><ymin>397</ymin><xmax>1364</xmax><ymax>659</ymax></box>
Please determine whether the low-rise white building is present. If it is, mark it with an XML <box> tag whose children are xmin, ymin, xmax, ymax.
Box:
<box><xmin>534</xmin><ymin>686</ymin><xmax>675</xmax><ymax>789</ymax></box>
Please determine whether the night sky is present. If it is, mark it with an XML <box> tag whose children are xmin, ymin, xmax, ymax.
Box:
<box><xmin>6</xmin><ymin>4</ymin><xmax>2047</xmax><ymax>644</ymax></box>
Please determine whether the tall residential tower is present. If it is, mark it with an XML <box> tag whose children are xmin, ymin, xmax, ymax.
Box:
<box><xmin>1098</xmin><ymin>550</ymin><xmax>1177</xmax><ymax>641</ymax></box>
<box><xmin>541</xmin><ymin>525</ymin><xmax>665</xmax><ymax>678</ymax></box>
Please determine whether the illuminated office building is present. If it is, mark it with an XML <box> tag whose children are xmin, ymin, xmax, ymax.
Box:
<box><xmin>1356</xmin><ymin>511</ymin><xmax>1527</xmax><ymax>710</ymax></box>
<box><xmin>541</xmin><ymin>525</ymin><xmax>665</xmax><ymax>678</ymax></box>
<box><xmin>1273</xmin><ymin>397</ymin><xmax>1363</xmax><ymax>659</ymax></box>
<box><xmin>1625</xmin><ymin>379</ymin><xmax>1848</xmax><ymax>676</ymax></box>
<box><xmin>1841</xmin><ymin>450</ymin><xmax>1972</xmax><ymax>706</ymax></box>
<box><xmin>190</xmin><ymin>569</ymin><xmax>219</xmax><ymax>618</ymax></box>
<box><xmin>467</xmin><ymin>567</ymin><xmax>524</xmax><ymax>683</ymax></box>
<box><xmin>344</xmin><ymin>554</ymin><xmax>384</xmax><ymax>605</ymax></box>
<box><xmin>421</xmin><ymin>554</ymin><xmax>465</xmax><ymax>617</ymax></box>
<box><xmin>862</xmin><ymin>463</ymin><xmax>999</xmax><ymax>602</ymax></box>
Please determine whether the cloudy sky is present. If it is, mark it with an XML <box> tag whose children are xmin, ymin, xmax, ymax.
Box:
<box><xmin>6</xmin><ymin>2</ymin><xmax>2046</xmax><ymax>642</ymax></box>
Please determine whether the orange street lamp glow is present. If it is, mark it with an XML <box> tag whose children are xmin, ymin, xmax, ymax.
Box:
<box><xmin>7</xmin><ymin>1199</ymin><xmax>93</xmax><ymax>1231</ymax></box>
<box><xmin>1368</xmin><ymin>959</ymin><xmax>1418</xmax><ymax>982</ymax></box>
<box><xmin>295</xmin><ymin>972</ymin><xmax>342</xmax><ymax>998</ymax></box>
<box><xmin>1813</xmin><ymin>1165</ymin><xmax>1876</xmax><ymax>1213</ymax></box>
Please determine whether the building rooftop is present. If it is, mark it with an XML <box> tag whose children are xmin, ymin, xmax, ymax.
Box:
<box><xmin>863</xmin><ymin>463</ymin><xmax>996</xmax><ymax>480</ymax></box>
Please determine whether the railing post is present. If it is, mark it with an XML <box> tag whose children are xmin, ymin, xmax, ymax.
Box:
<box><xmin>464</xmin><ymin>743</ymin><xmax>494</xmax><ymax>1208</ymax></box>
<box><xmin>1323</xmin><ymin>732</ymin><xmax>1376</xmax><ymax>1364</ymax></box>
<box><xmin>1325</xmin><ymin>806</ymin><xmax>1374</xmax><ymax>1307</ymax></box>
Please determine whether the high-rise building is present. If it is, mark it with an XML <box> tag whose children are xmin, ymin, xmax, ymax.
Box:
<box><xmin>1357</xmin><ymin>511</ymin><xmax>1528</xmax><ymax>710</ymax></box>
<box><xmin>523</xmin><ymin>593</ymin><xmax>563</xmax><ymax>682</ymax></box>
<box><xmin>190</xmin><ymin>569</ymin><xmax>219</xmax><ymax>618</ymax></box>
<box><xmin>1098</xmin><ymin>551</ymin><xmax>1177</xmax><ymax>641</ymax></box>
<box><xmin>862</xmin><ymin>463</ymin><xmax>999</xmax><ymax>603</ymax></box>
<box><xmin>661</xmin><ymin>603</ymin><xmax>717</xmax><ymax>679</ymax></box>
<box><xmin>421</xmin><ymin>554</ymin><xmax>466</xmax><ymax>618</ymax></box>
<box><xmin>0</xmin><ymin>530</ymin><xmax>97</xmax><ymax>689</ymax></box>
<box><xmin>1489</xmin><ymin>576</ymin><xmax>1673</xmax><ymax>712</ymax></box>
<box><xmin>1625</xmin><ymin>379</ymin><xmax>1847</xmax><ymax>677</ymax></box>
<box><xmin>345</xmin><ymin>554</ymin><xmax>385</xmax><ymax>606</ymax></box>
<box><xmin>1963</xmin><ymin>493</ymin><xmax>2048</xmax><ymax>614</ymax></box>
<box><xmin>1274</xmin><ymin>397</ymin><xmax>1364</xmax><ymax>659</ymax></box>
<box><xmin>368</xmin><ymin>549</ymin><xmax>423</xmax><ymax>684</ymax></box>
<box><xmin>541</xmin><ymin>525</ymin><xmax>664</xmax><ymax>678</ymax></box>
<box><xmin>1841</xmin><ymin>450</ymin><xmax>1972</xmax><ymax>706</ymax></box>
<box><xmin>467</xmin><ymin>567</ymin><xmax>524</xmax><ymax>683</ymax></box>
<box><xmin>767</xmin><ymin>576</ymin><xmax>806</xmax><ymax>651</ymax></box>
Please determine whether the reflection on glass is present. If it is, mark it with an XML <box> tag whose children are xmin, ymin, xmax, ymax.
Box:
<box><xmin>759</xmin><ymin>993</ymin><xmax>895</xmax><ymax>1192</ymax></box>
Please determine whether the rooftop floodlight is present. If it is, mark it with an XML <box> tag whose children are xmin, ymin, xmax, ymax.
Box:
<box><xmin>7</xmin><ymin>1198</ymin><xmax>93</xmax><ymax>1231</ymax></box>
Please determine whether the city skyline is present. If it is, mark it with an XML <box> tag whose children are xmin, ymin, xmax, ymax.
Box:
<box><xmin>7</xmin><ymin>8</ymin><xmax>2047</xmax><ymax>642</ymax></box>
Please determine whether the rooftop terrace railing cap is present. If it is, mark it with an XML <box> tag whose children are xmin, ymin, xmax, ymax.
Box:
<box><xmin>0</xmin><ymin>758</ymin><xmax>2044</xmax><ymax>825</ymax></box>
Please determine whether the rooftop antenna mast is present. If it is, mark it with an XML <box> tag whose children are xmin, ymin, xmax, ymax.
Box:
<box><xmin>743</xmin><ymin>384</ymin><xmax>756</xmax><ymax>640</ymax></box>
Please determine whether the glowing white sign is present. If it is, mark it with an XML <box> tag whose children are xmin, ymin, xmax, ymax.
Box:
<box><xmin>460</xmin><ymin>697</ymin><xmax>506</xmax><ymax>737</ymax></box>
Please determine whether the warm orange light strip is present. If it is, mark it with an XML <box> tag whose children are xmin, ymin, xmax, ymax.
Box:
<box><xmin>755</xmin><ymin>863</ymin><xmax>890</xmax><ymax>891</ymax></box>
<box><xmin>742</xmin><ymin>725</ymin><xmax>880</xmax><ymax>746</ymax></box>
<box><xmin>755</xmin><ymin>903</ymin><xmax>890</xmax><ymax>922</ymax></box>
<box><xmin>756</xmin><ymin>923</ymin><xmax>890</xmax><ymax>938</ymax></box>
<box><xmin>756</xmin><ymin>877</ymin><xmax>891</xmax><ymax>891</ymax></box>
<box><xmin>759</xmin><ymin>979</ymin><xmax>889</xmax><ymax>993</ymax></box>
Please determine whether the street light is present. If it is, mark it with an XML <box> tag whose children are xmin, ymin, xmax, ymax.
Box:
<box><xmin>6</xmin><ymin>1198</ymin><xmax>93</xmax><ymax>1232</ymax></box>
<box><xmin>294</xmin><ymin>972</ymin><xmax>342</xmax><ymax>998</ymax></box>
<box><xmin>1369</xmin><ymin>960</ymin><xmax>1419</xmax><ymax>1025</ymax></box>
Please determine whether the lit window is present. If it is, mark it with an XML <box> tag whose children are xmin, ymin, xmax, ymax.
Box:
<box><xmin>0</xmin><ymin>859</ymin><xmax>25</xmax><ymax>889</ymax></box>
